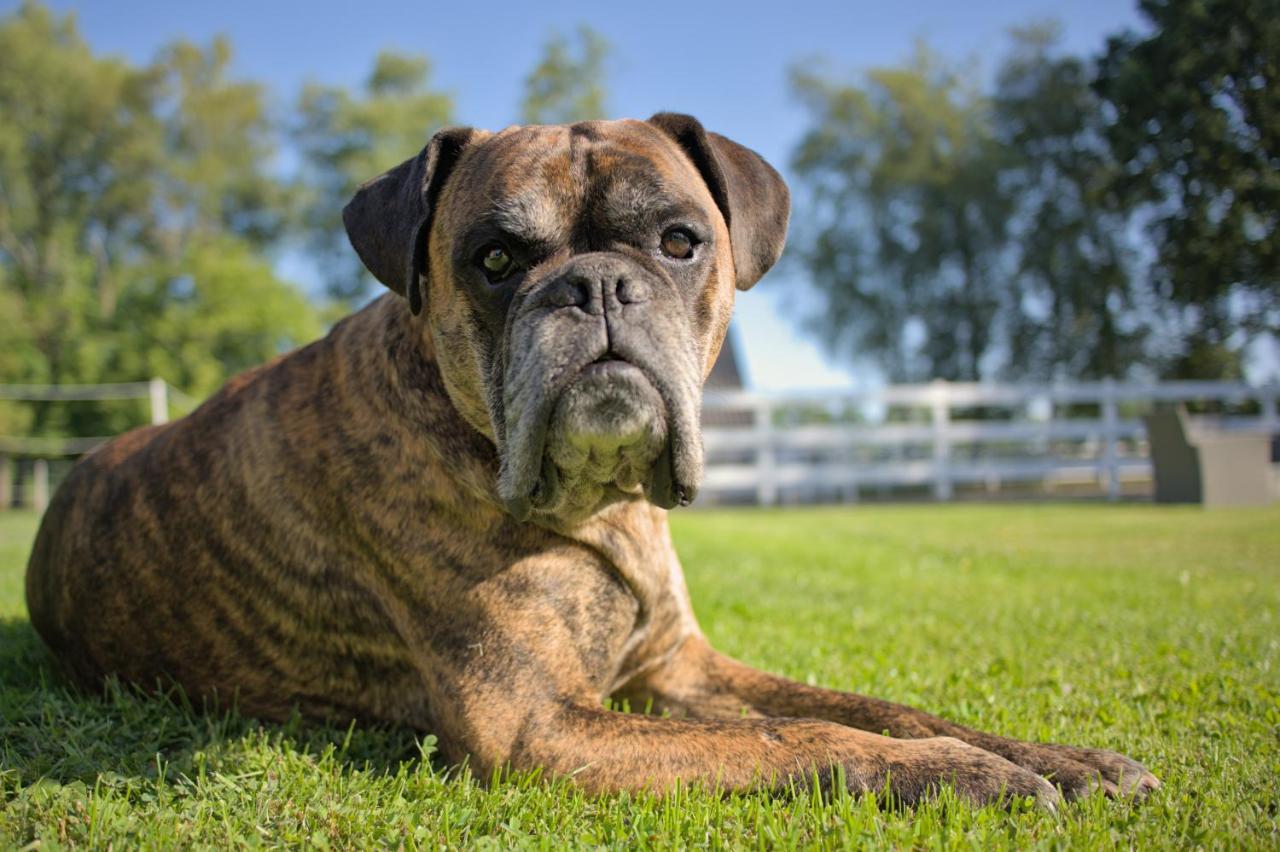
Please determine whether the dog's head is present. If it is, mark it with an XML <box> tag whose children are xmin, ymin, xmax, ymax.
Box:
<box><xmin>343</xmin><ymin>114</ymin><xmax>789</xmax><ymax>523</ymax></box>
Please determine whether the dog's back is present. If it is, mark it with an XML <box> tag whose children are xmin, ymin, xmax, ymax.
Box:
<box><xmin>26</xmin><ymin>358</ymin><xmax>281</xmax><ymax>698</ymax></box>
<box><xmin>23</xmin><ymin>309</ymin><xmax>431</xmax><ymax>722</ymax></box>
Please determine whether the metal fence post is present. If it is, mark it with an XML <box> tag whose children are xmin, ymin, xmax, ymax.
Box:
<box><xmin>149</xmin><ymin>377</ymin><xmax>169</xmax><ymax>425</ymax></box>
<box><xmin>755</xmin><ymin>397</ymin><xmax>778</xmax><ymax>506</ymax></box>
<box><xmin>931</xmin><ymin>381</ymin><xmax>952</xmax><ymax>501</ymax></box>
<box><xmin>33</xmin><ymin>458</ymin><xmax>49</xmax><ymax>514</ymax></box>
<box><xmin>1101</xmin><ymin>378</ymin><xmax>1120</xmax><ymax>501</ymax></box>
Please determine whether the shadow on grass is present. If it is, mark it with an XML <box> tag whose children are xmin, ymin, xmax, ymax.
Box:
<box><xmin>0</xmin><ymin>616</ymin><xmax>444</xmax><ymax>791</ymax></box>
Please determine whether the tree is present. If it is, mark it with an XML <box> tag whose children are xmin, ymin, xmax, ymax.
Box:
<box><xmin>154</xmin><ymin>37</ymin><xmax>293</xmax><ymax>253</ymax></box>
<box><xmin>0</xmin><ymin>2</ymin><xmax>162</xmax><ymax>402</ymax></box>
<box><xmin>106</xmin><ymin>237</ymin><xmax>318</xmax><ymax>402</ymax></box>
<box><xmin>0</xmin><ymin>3</ymin><xmax>318</xmax><ymax>438</ymax></box>
<box><xmin>1095</xmin><ymin>0</ymin><xmax>1279</xmax><ymax>378</ymax></box>
<box><xmin>994</xmin><ymin>25</ymin><xmax>1149</xmax><ymax>380</ymax></box>
<box><xmin>789</xmin><ymin>46</ymin><xmax>1013</xmax><ymax>382</ymax></box>
<box><xmin>294</xmin><ymin>53</ymin><xmax>453</xmax><ymax>306</ymax></box>
<box><xmin>520</xmin><ymin>26</ymin><xmax>610</xmax><ymax>125</ymax></box>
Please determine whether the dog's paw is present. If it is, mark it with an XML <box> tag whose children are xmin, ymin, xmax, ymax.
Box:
<box><xmin>876</xmin><ymin>736</ymin><xmax>1062</xmax><ymax>810</ymax></box>
<box><xmin>984</xmin><ymin>738</ymin><xmax>1160</xmax><ymax>801</ymax></box>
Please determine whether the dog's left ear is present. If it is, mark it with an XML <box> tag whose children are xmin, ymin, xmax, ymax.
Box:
<box><xmin>343</xmin><ymin>126</ymin><xmax>477</xmax><ymax>314</ymax></box>
<box><xmin>648</xmin><ymin>113</ymin><xmax>790</xmax><ymax>291</ymax></box>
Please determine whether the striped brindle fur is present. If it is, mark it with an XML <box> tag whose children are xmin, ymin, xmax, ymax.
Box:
<box><xmin>26</xmin><ymin>114</ymin><xmax>1158</xmax><ymax>806</ymax></box>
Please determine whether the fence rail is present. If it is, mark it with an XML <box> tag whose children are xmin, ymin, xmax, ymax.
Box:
<box><xmin>701</xmin><ymin>380</ymin><xmax>1280</xmax><ymax>504</ymax></box>
<box><xmin>0</xmin><ymin>377</ymin><xmax>196</xmax><ymax>416</ymax></box>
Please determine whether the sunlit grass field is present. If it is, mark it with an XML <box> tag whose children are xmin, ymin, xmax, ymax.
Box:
<box><xmin>2</xmin><ymin>504</ymin><xmax>1277</xmax><ymax>848</ymax></box>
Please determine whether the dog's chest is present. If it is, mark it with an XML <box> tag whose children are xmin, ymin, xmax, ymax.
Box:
<box><xmin>559</xmin><ymin>506</ymin><xmax>700</xmax><ymax>694</ymax></box>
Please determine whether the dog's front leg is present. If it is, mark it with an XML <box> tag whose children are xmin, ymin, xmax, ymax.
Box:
<box><xmin>615</xmin><ymin>637</ymin><xmax>1159</xmax><ymax>801</ymax></box>
<box><xmin>438</xmin><ymin>695</ymin><xmax>1058</xmax><ymax>807</ymax></box>
<box><xmin>415</xmin><ymin>613</ymin><xmax>1055</xmax><ymax>808</ymax></box>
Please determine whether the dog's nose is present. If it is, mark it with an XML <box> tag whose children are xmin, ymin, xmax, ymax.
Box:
<box><xmin>544</xmin><ymin>256</ymin><xmax>650</xmax><ymax>314</ymax></box>
<box><xmin>614</xmin><ymin>277</ymin><xmax>650</xmax><ymax>304</ymax></box>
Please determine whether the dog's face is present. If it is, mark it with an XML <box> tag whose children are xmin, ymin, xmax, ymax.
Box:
<box><xmin>343</xmin><ymin>115</ymin><xmax>789</xmax><ymax>524</ymax></box>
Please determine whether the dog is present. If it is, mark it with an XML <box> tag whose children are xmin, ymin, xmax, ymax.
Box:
<box><xmin>26</xmin><ymin>114</ymin><xmax>1158</xmax><ymax>806</ymax></box>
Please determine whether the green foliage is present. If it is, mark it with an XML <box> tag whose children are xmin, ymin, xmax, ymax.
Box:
<box><xmin>155</xmin><ymin>37</ymin><xmax>293</xmax><ymax>250</ymax></box>
<box><xmin>994</xmin><ymin>25</ymin><xmax>1151</xmax><ymax>380</ymax></box>
<box><xmin>791</xmin><ymin>11</ymin><xmax>1276</xmax><ymax>383</ymax></box>
<box><xmin>2</xmin><ymin>505</ymin><xmax>1278</xmax><ymax>846</ymax></box>
<box><xmin>0</xmin><ymin>2</ymin><xmax>163</xmax><ymax>398</ymax></box>
<box><xmin>106</xmin><ymin>238</ymin><xmax>319</xmax><ymax>402</ymax></box>
<box><xmin>0</xmin><ymin>3</ymin><xmax>319</xmax><ymax>439</ymax></box>
<box><xmin>520</xmin><ymin>26</ymin><xmax>610</xmax><ymax>126</ymax></box>
<box><xmin>293</xmin><ymin>52</ymin><xmax>454</xmax><ymax>306</ymax></box>
<box><xmin>790</xmin><ymin>45</ymin><xmax>1013</xmax><ymax>381</ymax></box>
<box><xmin>1096</xmin><ymin>0</ymin><xmax>1279</xmax><ymax>378</ymax></box>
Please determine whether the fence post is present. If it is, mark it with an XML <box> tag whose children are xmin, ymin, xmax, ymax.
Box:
<box><xmin>930</xmin><ymin>381</ymin><xmax>952</xmax><ymax>501</ymax></box>
<box><xmin>0</xmin><ymin>454</ymin><xmax>9</xmax><ymax>510</ymax></box>
<box><xmin>1101</xmin><ymin>378</ymin><xmax>1120</xmax><ymax>501</ymax></box>
<box><xmin>755</xmin><ymin>397</ymin><xmax>778</xmax><ymax>506</ymax></box>
<box><xmin>33</xmin><ymin>458</ymin><xmax>49</xmax><ymax>514</ymax></box>
<box><xmin>149</xmin><ymin>377</ymin><xmax>169</xmax><ymax>425</ymax></box>
<box><xmin>1262</xmin><ymin>385</ymin><xmax>1279</xmax><ymax>436</ymax></box>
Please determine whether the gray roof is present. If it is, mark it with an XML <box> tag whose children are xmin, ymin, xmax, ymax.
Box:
<box><xmin>705</xmin><ymin>324</ymin><xmax>745</xmax><ymax>389</ymax></box>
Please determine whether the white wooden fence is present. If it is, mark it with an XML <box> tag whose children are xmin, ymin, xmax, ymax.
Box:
<box><xmin>3</xmin><ymin>378</ymin><xmax>1278</xmax><ymax>510</ymax></box>
<box><xmin>701</xmin><ymin>380</ymin><xmax>1280</xmax><ymax>504</ymax></box>
<box><xmin>0</xmin><ymin>378</ymin><xmax>190</xmax><ymax>512</ymax></box>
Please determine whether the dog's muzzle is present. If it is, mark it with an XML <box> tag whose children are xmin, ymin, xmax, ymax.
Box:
<box><xmin>497</xmin><ymin>253</ymin><xmax>704</xmax><ymax>521</ymax></box>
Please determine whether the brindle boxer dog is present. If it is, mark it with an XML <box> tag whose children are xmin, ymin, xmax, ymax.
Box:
<box><xmin>26</xmin><ymin>114</ymin><xmax>1158</xmax><ymax>808</ymax></box>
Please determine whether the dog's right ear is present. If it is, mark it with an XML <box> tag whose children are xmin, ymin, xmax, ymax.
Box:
<box><xmin>343</xmin><ymin>127</ymin><xmax>477</xmax><ymax>315</ymax></box>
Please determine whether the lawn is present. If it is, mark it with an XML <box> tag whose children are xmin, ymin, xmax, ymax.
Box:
<box><xmin>1</xmin><ymin>504</ymin><xmax>1278</xmax><ymax>848</ymax></box>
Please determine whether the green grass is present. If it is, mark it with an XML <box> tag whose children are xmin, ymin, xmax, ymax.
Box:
<box><xmin>2</xmin><ymin>504</ymin><xmax>1278</xmax><ymax>848</ymax></box>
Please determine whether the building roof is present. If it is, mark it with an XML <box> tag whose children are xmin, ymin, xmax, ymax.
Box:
<box><xmin>705</xmin><ymin>324</ymin><xmax>744</xmax><ymax>390</ymax></box>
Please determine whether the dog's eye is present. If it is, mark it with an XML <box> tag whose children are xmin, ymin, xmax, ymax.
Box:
<box><xmin>660</xmin><ymin>228</ymin><xmax>696</xmax><ymax>260</ymax></box>
<box><xmin>478</xmin><ymin>244</ymin><xmax>514</xmax><ymax>282</ymax></box>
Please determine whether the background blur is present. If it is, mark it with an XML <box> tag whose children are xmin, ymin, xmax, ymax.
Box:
<box><xmin>1</xmin><ymin>0</ymin><xmax>1276</xmax><ymax>505</ymax></box>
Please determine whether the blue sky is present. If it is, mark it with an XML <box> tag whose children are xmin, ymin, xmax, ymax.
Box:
<box><xmin>22</xmin><ymin>0</ymin><xmax>1148</xmax><ymax>389</ymax></box>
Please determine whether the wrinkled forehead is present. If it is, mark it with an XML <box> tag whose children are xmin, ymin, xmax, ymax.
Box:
<box><xmin>442</xmin><ymin>120</ymin><xmax>716</xmax><ymax>245</ymax></box>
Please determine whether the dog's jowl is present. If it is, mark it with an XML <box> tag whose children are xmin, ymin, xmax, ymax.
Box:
<box><xmin>25</xmin><ymin>114</ymin><xmax>1158</xmax><ymax>806</ymax></box>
